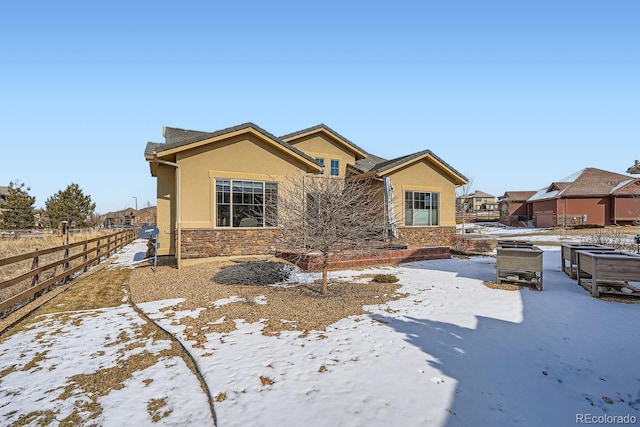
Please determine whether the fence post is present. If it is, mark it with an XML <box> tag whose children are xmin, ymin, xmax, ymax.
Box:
<box><xmin>83</xmin><ymin>239</ymin><xmax>88</xmax><ymax>272</ymax></box>
<box><xmin>30</xmin><ymin>251</ymin><xmax>39</xmax><ymax>288</ymax></box>
<box><xmin>62</xmin><ymin>241</ymin><xmax>70</xmax><ymax>284</ymax></box>
<box><xmin>107</xmin><ymin>235</ymin><xmax>111</xmax><ymax>258</ymax></box>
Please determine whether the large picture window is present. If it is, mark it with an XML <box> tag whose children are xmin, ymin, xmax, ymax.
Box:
<box><xmin>216</xmin><ymin>179</ymin><xmax>278</xmax><ymax>227</ymax></box>
<box><xmin>405</xmin><ymin>191</ymin><xmax>439</xmax><ymax>226</ymax></box>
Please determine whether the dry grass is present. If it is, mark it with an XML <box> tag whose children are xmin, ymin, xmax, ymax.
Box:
<box><xmin>0</xmin><ymin>230</ymin><xmax>119</xmax><ymax>315</ymax></box>
<box><xmin>129</xmin><ymin>261</ymin><xmax>406</xmax><ymax>347</ymax></box>
<box><xmin>482</xmin><ymin>281</ymin><xmax>522</xmax><ymax>291</ymax></box>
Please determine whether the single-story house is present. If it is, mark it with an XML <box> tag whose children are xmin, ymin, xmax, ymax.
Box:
<box><xmin>497</xmin><ymin>191</ymin><xmax>536</xmax><ymax>226</ymax></box>
<box><xmin>144</xmin><ymin>123</ymin><xmax>467</xmax><ymax>266</ymax></box>
<box><xmin>527</xmin><ymin>168</ymin><xmax>640</xmax><ymax>227</ymax></box>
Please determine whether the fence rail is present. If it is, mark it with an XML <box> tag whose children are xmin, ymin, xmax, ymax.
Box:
<box><xmin>456</xmin><ymin>210</ymin><xmax>500</xmax><ymax>222</ymax></box>
<box><xmin>0</xmin><ymin>229</ymin><xmax>138</xmax><ymax>318</ymax></box>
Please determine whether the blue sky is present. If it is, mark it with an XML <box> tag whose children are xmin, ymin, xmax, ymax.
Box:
<box><xmin>2</xmin><ymin>0</ymin><xmax>638</xmax><ymax>213</ymax></box>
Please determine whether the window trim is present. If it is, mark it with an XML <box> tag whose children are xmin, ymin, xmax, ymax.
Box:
<box><xmin>214</xmin><ymin>178</ymin><xmax>278</xmax><ymax>228</ymax></box>
<box><xmin>330</xmin><ymin>159</ymin><xmax>340</xmax><ymax>176</ymax></box>
<box><xmin>404</xmin><ymin>190</ymin><xmax>440</xmax><ymax>226</ymax></box>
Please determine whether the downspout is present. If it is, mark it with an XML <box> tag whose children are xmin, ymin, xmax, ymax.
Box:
<box><xmin>153</xmin><ymin>154</ymin><xmax>182</xmax><ymax>269</ymax></box>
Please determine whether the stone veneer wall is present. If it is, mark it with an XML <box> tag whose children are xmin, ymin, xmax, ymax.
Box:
<box><xmin>396</xmin><ymin>226</ymin><xmax>456</xmax><ymax>247</ymax></box>
<box><xmin>181</xmin><ymin>228</ymin><xmax>282</xmax><ymax>259</ymax></box>
<box><xmin>181</xmin><ymin>226</ymin><xmax>455</xmax><ymax>259</ymax></box>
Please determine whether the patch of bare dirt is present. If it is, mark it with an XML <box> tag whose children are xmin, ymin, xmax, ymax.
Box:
<box><xmin>129</xmin><ymin>262</ymin><xmax>406</xmax><ymax>346</ymax></box>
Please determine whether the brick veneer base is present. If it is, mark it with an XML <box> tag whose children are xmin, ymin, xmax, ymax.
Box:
<box><xmin>277</xmin><ymin>246</ymin><xmax>450</xmax><ymax>271</ymax></box>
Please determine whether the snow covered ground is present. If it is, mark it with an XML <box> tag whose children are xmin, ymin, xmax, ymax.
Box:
<box><xmin>2</xmin><ymin>238</ymin><xmax>640</xmax><ymax>426</ymax></box>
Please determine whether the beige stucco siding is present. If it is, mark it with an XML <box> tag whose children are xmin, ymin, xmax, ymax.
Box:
<box><xmin>386</xmin><ymin>160</ymin><xmax>458</xmax><ymax>227</ymax></box>
<box><xmin>176</xmin><ymin>134</ymin><xmax>312</xmax><ymax>228</ymax></box>
<box><xmin>287</xmin><ymin>134</ymin><xmax>356</xmax><ymax>177</ymax></box>
<box><xmin>156</xmin><ymin>164</ymin><xmax>176</xmax><ymax>255</ymax></box>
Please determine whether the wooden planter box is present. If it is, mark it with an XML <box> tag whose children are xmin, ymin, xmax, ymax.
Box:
<box><xmin>496</xmin><ymin>246</ymin><xmax>544</xmax><ymax>290</ymax></box>
<box><xmin>575</xmin><ymin>250</ymin><xmax>640</xmax><ymax>298</ymax></box>
<box><xmin>560</xmin><ymin>243</ymin><xmax>615</xmax><ymax>279</ymax></box>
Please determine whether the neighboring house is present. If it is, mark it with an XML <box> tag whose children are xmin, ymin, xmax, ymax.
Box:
<box><xmin>456</xmin><ymin>190</ymin><xmax>499</xmax><ymax>222</ymax></box>
<box><xmin>527</xmin><ymin>168</ymin><xmax>640</xmax><ymax>227</ymax></box>
<box><xmin>144</xmin><ymin>122</ymin><xmax>467</xmax><ymax>265</ymax></box>
<box><xmin>132</xmin><ymin>206</ymin><xmax>157</xmax><ymax>226</ymax></box>
<box><xmin>628</xmin><ymin>160</ymin><xmax>640</xmax><ymax>174</ymax></box>
<box><xmin>100</xmin><ymin>208</ymin><xmax>137</xmax><ymax>228</ymax></box>
<box><xmin>457</xmin><ymin>191</ymin><xmax>497</xmax><ymax>212</ymax></box>
<box><xmin>497</xmin><ymin>191</ymin><xmax>536</xmax><ymax>226</ymax></box>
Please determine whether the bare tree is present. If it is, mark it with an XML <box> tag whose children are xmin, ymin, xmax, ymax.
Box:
<box><xmin>276</xmin><ymin>173</ymin><xmax>388</xmax><ymax>294</ymax></box>
<box><xmin>455</xmin><ymin>175</ymin><xmax>474</xmax><ymax>235</ymax></box>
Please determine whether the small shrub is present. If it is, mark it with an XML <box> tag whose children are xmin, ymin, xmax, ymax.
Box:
<box><xmin>213</xmin><ymin>261</ymin><xmax>294</xmax><ymax>285</ymax></box>
<box><xmin>584</xmin><ymin>229</ymin><xmax>636</xmax><ymax>252</ymax></box>
<box><xmin>450</xmin><ymin>236</ymin><xmax>472</xmax><ymax>254</ymax></box>
<box><xmin>472</xmin><ymin>240</ymin><xmax>493</xmax><ymax>253</ymax></box>
<box><xmin>371</xmin><ymin>274</ymin><xmax>399</xmax><ymax>283</ymax></box>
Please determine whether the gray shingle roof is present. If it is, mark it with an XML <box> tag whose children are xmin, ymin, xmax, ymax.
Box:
<box><xmin>144</xmin><ymin>142</ymin><xmax>164</xmax><ymax>159</ymax></box>
<box><xmin>368</xmin><ymin>149</ymin><xmax>467</xmax><ymax>182</ymax></box>
<box><xmin>353</xmin><ymin>154</ymin><xmax>388</xmax><ymax>173</ymax></box>
<box><xmin>145</xmin><ymin>122</ymin><xmax>319</xmax><ymax>166</ymax></box>
<box><xmin>163</xmin><ymin>127</ymin><xmax>208</xmax><ymax>145</ymax></box>
<box><xmin>280</xmin><ymin>124</ymin><xmax>368</xmax><ymax>157</ymax></box>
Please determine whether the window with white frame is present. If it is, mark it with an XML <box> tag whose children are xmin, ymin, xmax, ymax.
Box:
<box><xmin>315</xmin><ymin>157</ymin><xmax>325</xmax><ymax>174</ymax></box>
<box><xmin>330</xmin><ymin>159</ymin><xmax>339</xmax><ymax>176</ymax></box>
<box><xmin>215</xmin><ymin>179</ymin><xmax>278</xmax><ymax>227</ymax></box>
<box><xmin>405</xmin><ymin>191</ymin><xmax>439</xmax><ymax>226</ymax></box>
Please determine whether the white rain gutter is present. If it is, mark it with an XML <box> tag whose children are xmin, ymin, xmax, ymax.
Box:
<box><xmin>153</xmin><ymin>154</ymin><xmax>182</xmax><ymax>269</ymax></box>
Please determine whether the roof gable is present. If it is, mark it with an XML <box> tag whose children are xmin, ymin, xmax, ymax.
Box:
<box><xmin>366</xmin><ymin>149</ymin><xmax>467</xmax><ymax>185</ymax></box>
<box><xmin>280</xmin><ymin>124</ymin><xmax>368</xmax><ymax>160</ymax></box>
<box><xmin>499</xmin><ymin>191</ymin><xmax>537</xmax><ymax>202</ymax></box>
<box><xmin>145</xmin><ymin>123</ymin><xmax>322</xmax><ymax>174</ymax></box>
<box><xmin>465</xmin><ymin>190</ymin><xmax>495</xmax><ymax>198</ymax></box>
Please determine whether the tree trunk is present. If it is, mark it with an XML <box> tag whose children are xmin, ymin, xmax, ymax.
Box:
<box><xmin>322</xmin><ymin>253</ymin><xmax>329</xmax><ymax>295</ymax></box>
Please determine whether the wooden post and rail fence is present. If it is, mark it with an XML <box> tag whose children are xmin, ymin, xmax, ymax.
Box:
<box><xmin>0</xmin><ymin>229</ymin><xmax>138</xmax><ymax>319</ymax></box>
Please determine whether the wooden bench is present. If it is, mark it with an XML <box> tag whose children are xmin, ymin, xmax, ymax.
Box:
<box><xmin>575</xmin><ymin>250</ymin><xmax>640</xmax><ymax>298</ymax></box>
<box><xmin>560</xmin><ymin>243</ymin><xmax>615</xmax><ymax>279</ymax></box>
<box><xmin>496</xmin><ymin>246</ymin><xmax>544</xmax><ymax>290</ymax></box>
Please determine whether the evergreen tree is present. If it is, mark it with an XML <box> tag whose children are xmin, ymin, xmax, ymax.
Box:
<box><xmin>0</xmin><ymin>180</ymin><xmax>36</xmax><ymax>229</ymax></box>
<box><xmin>45</xmin><ymin>183</ymin><xmax>96</xmax><ymax>228</ymax></box>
